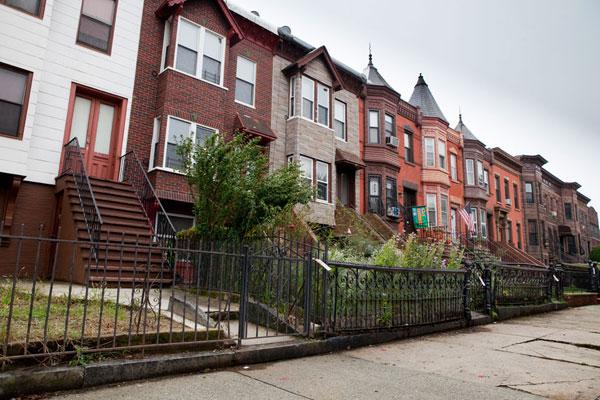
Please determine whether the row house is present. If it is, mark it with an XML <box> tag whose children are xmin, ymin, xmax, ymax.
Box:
<box><xmin>0</xmin><ymin>0</ymin><xmax>143</xmax><ymax>276</ymax></box>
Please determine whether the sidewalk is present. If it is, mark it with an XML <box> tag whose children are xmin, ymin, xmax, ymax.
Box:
<box><xmin>46</xmin><ymin>306</ymin><xmax>600</xmax><ymax>400</ymax></box>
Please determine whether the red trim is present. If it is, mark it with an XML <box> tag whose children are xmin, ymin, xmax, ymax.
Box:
<box><xmin>0</xmin><ymin>0</ymin><xmax>46</xmax><ymax>19</ymax></box>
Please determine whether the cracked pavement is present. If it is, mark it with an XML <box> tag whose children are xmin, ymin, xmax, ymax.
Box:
<box><xmin>46</xmin><ymin>305</ymin><xmax>600</xmax><ymax>399</ymax></box>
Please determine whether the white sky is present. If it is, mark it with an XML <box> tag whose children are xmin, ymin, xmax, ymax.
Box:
<box><xmin>229</xmin><ymin>0</ymin><xmax>600</xmax><ymax>207</ymax></box>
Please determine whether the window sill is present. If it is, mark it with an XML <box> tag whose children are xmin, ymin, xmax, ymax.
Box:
<box><xmin>335</xmin><ymin>136</ymin><xmax>347</xmax><ymax>143</ymax></box>
<box><xmin>314</xmin><ymin>199</ymin><xmax>332</xmax><ymax>205</ymax></box>
<box><xmin>162</xmin><ymin>67</ymin><xmax>229</xmax><ymax>91</ymax></box>
<box><xmin>289</xmin><ymin>115</ymin><xmax>334</xmax><ymax>131</ymax></box>
<box><xmin>149</xmin><ymin>166</ymin><xmax>186</xmax><ymax>176</ymax></box>
<box><xmin>235</xmin><ymin>99</ymin><xmax>255</xmax><ymax>109</ymax></box>
<box><xmin>1</xmin><ymin>3</ymin><xmax>45</xmax><ymax>20</ymax></box>
<box><xmin>404</xmin><ymin>160</ymin><xmax>417</xmax><ymax>167</ymax></box>
<box><xmin>76</xmin><ymin>40</ymin><xmax>112</xmax><ymax>56</ymax></box>
<box><xmin>0</xmin><ymin>131</ymin><xmax>23</xmax><ymax>141</ymax></box>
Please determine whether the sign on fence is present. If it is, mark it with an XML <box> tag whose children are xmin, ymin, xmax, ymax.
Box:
<box><xmin>411</xmin><ymin>206</ymin><xmax>429</xmax><ymax>229</ymax></box>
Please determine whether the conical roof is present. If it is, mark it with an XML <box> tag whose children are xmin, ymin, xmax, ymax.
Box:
<box><xmin>454</xmin><ymin>114</ymin><xmax>479</xmax><ymax>141</ymax></box>
<box><xmin>409</xmin><ymin>74</ymin><xmax>447</xmax><ymax>122</ymax></box>
<box><xmin>362</xmin><ymin>52</ymin><xmax>398</xmax><ymax>95</ymax></box>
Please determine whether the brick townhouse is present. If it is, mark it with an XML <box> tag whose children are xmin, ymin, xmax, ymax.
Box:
<box><xmin>124</xmin><ymin>0</ymin><xmax>280</xmax><ymax>231</ymax></box>
<box><xmin>0</xmin><ymin>0</ymin><xmax>143</xmax><ymax>276</ymax></box>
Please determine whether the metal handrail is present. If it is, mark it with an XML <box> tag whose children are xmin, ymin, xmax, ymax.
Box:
<box><xmin>61</xmin><ymin>138</ymin><xmax>103</xmax><ymax>249</ymax></box>
<box><xmin>119</xmin><ymin>150</ymin><xmax>176</xmax><ymax>243</ymax></box>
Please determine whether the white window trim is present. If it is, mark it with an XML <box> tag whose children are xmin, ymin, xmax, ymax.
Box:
<box><xmin>173</xmin><ymin>16</ymin><xmax>227</xmax><ymax>88</ymax></box>
<box><xmin>149</xmin><ymin>117</ymin><xmax>161</xmax><ymax>170</ymax></box>
<box><xmin>450</xmin><ymin>153</ymin><xmax>458</xmax><ymax>180</ymax></box>
<box><xmin>426</xmin><ymin>193</ymin><xmax>438</xmax><ymax>227</ymax></box>
<box><xmin>440</xmin><ymin>194</ymin><xmax>449</xmax><ymax>227</ymax></box>
<box><xmin>315</xmin><ymin>160</ymin><xmax>329</xmax><ymax>203</ymax></box>
<box><xmin>161</xmin><ymin>115</ymin><xmax>218</xmax><ymax>172</ymax></box>
<box><xmin>438</xmin><ymin>139</ymin><xmax>446</xmax><ymax>170</ymax></box>
<box><xmin>234</xmin><ymin>55</ymin><xmax>256</xmax><ymax>108</ymax></box>
<box><xmin>301</xmin><ymin>75</ymin><xmax>315</xmax><ymax>121</ymax></box>
<box><xmin>466</xmin><ymin>159</ymin><xmax>475</xmax><ymax>185</ymax></box>
<box><xmin>289</xmin><ymin>76</ymin><xmax>296</xmax><ymax>117</ymax></box>
<box><xmin>160</xmin><ymin>18</ymin><xmax>172</xmax><ymax>72</ymax></box>
<box><xmin>368</xmin><ymin>110</ymin><xmax>380</xmax><ymax>144</ymax></box>
<box><xmin>424</xmin><ymin>137</ymin><xmax>435</xmax><ymax>167</ymax></box>
<box><xmin>480</xmin><ymin>208</ymin><xmax>487</xmax><ymax>239</ymax></box>
<box><xmin>316</xmin><ymin>83</ymin><xmax>330</xmax><ymax>129</ymax></box>
<box><xmin>334</xmin><ymin>99</ymin><xmax>347</xmax><ymax>142</ymax></box>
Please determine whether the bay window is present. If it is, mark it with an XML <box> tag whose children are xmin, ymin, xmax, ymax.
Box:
<box><xmin>235</xmin><ymin>56</ymin><xmax>256</xmax><ymax>106</ymax></box>
<box><xmin>480</xmin><ymin>209</ymin><xmax>487</xmax><ymax>238</ymax></box>
<box><xmin>465</xmin><ymin>159</ymin><xmax>474</xmax><ymax>185</ymax></box>
<box><xmin>77</xmin><ymin>0</ymin><xmax>116</xmax><ymax>53</ymax></box>
<box><xmin>299</xmin><ymin>156</ymin><xmax>313</xmax><ymax>188</ymax></box>
<box><xmin>440</xmin><ymin>195</ymin><xmax>449</xmax><ymax>228</ymax></box>
<box><xmin>386</xmin><ymin>178</ymin><xmax>398</xmax><ymax>209</ymax></box>
<box><xmin>368</xmin><ymin>176</ymin><xmax>382</xmax><ymax>214</ymax></box>
<box><xmin>316</xmin><ymin>161</ymin><xmax>329</xmax><ymax>202</ymax></box>
<box><xmin>164</xmin><ymin>116</ymin><xmax>216</xmax><ymax>171</ymax></box>
<box><xmin>368</xmin><ymin>110</ymin><xmax>379</xmax><ymax>143</ymax></box>
<box><xmin>426</xmin><ymin>193</ymin><xmax>437</xmax><ymax>227</ymax></box>
<box><xmin>384</xmin><ymin>113</ymin><xmax>395</xmax><ymax>138</ymax></box>
<box><xmin>424</xmin><ymin>137</ymin><xmax>435</xmax><ymax>167</ymax></box>
<box><xmin>483</xmin><ymin>170</ymin><xmax>489</xmax><ymax>193</ymax></box>
<box><xmin>317</xmin><ymin>84</ymin><xmax>330</xmax><ymax>126</ymax></box>
<box><xmin>525</xmin><ymin>182</ymin><xmax>534</xmax><ymax>203</ymax></box>
<box><xmin>301</xmin><ymin>76</ymin><xmax>315</xmax><ymax>120</ymax></box>
<box><xmin>334</xmin><ymin>100</ymin><xmax>346</xmax><ymax>140</ymax></box>
<box><xmin>299</xmin><ymin>156</ymin><xmax>330</xmax><ymax>203</ymax></box>
<box><xmin>470</xmin><ymin>207</ymin><xmax>478</xmax><ymax>237</ymax></box>
<box><xmin>438</xmin><ymin>140</ymin><xmax>446</xmax><ymax>169</ymax></box>
<box><xmin>476</xmin><ymin>160</ymin><xmax>484</xmax><ymax>186</ymax></box>
<box><xmin>175</xmin><ymin>18</ymin><xmax>225</xmax><ymax>85</ymax></box>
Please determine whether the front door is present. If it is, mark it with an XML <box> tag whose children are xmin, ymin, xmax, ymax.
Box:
<box><xmin>67</xmin><ymin>94</ymin><xmax>119</xmax><ymax>180</ymax></box>
<box><xmin>403</xmin><ymin>188</ymin><xmax>417</xmax><ymax>233</ymax></box>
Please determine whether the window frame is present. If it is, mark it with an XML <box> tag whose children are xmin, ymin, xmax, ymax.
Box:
<box><xmin>315</xmin><ymin>160</ymin><xmax>330</xmax><ymax>203</ymax></box>
<box><xmin>504</xmin><ymin>178</ymin><xmax>510</xmax><ymax>204</ymax></box>
<box><xmin>483</xmin><ymin>169</ymin><xmax>489</xmax><ymax>193</ymax></box>
<box><xmin>525</xmin><ymin>182</ymin><xmax>534</xmax><ymax>204</ymax></box>
<box><xmin>513</xmin><ymin>183</ymin><xmax>519</xmax><ymax>208</ymax></box>
<box><xmin>495</xmin><ymin>175</ymin><xmax>502</xmax><ymax>202</ymax></box>
<box><xmin>440</xmin><ymin>194</ymin><xmax>449</xmax><ymax>228</ymax></box>
<box><xmin>480</xmin><ymin>208</ymin><xmax>487</xmax><ymax>239</ymax></box>
<box><xmin>368</xmin><ymin>110</ymin><xmax>380</xmax><ymax>144</ymax></box>
<box><xmin>450</xmin><ymin>153</ymin><xmax>458</xmax><ymax>180</ymax></box>
<box><xmin>234</xmin><ymin>55</ymin><xmax>256</xmax><ymax>107</ymax></box>
<box><xmin>528</xmin><ymin>219</ymin><xmax>539</xmax><ymax>246</ymax></box>
<box><xmin>424</xmin><ymin>137</ymin><xmax>435</xmax><ymax>167</ymax></box>
<box><xmin>155</xmin><ymin>211</ymin><xmax>194</xmax><ymax>238</ymax></box>
<box><xmin>438</xmin><ymin>140</ymin><xmax>446</xmax><ymax>170</ymax></box>
<box><xmin>404</xmin><ymin>130</ymin><xmax>414</xmax><ymax>163</ymax></box>
<box><xmin>384</xmin><ymin>113</ymin><xmax>395</xmax><ymax>138</ymax></box>
<box><xmin>289</xmin><ymin>76</ymin><xmax>296</xmax><ymax>117</ymax></box>
<box><xmin>76</xmin><ymin>0</ymin><xmax>118</xmax><ymax>55</ymax></box>
<box><xmin>564</xmin><ymin>202</ymin><xmax>573</xmax><ymax>220</ymax></box>
<box><xmin>173</xmin><ymin>16</ymin><xmax>227</xmax><ymax>87</ymax></box>
<box><xmin>334</xmin><ymin>99</ymin><xmax>347</xmax><ymax>141</ymax></box>
<box><xmin>426</xmin><ymin>193</ymin><xmax>437</xmax><ymax>227</ymax></box>
<box><xmin>465</xmin><ymin>159</ymin><xmax>475</xmax><ymax>185</ymax></box>
<box><xmin>316</xmin><ymin>83</ymin><xmax>330</xmax><ymax>127</ymax></box>
<box><xmin>0</xmin><ymin>0</ymin><xmax>45</xmax><ymax>18</ymax></box>
<box><xmin>385</xmin><ymin>177</ymin><xmax>398</xmax><ymax>210</ymax></box>
<box><xmin>160</xmin><ymin>17</ymin><xmax>172</xmax><ymax>71</ymax></box>
<box><xmin>476</xmin><ymin>160</ymin><xmax>484</xmax><ymax>186</ymax></box>
<box><xmin>0</xmin><ymin>62</ymin><xmax>33</xmax><ymax>140</ymax></box>
<box><xmin>301</xmin><ymin>76</ymin><xmax>315</xmax><ymax>121</ymax></box>
<box><xmin>368</xmin><ymin>175</ymin><xmax>382</xmax><ymax>214</ymax></box>
<box><xmin>162</xmin><ymin>115</ymin><xmax>218</xmax><ymax>172</ymax></box>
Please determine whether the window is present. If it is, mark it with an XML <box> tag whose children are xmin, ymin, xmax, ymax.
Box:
<box><xmin>516</xmin><ymin>223</ymin><xmax>522</xmax><ymax>249</ymax></box>
<box><xmin>77</xmin><ymin>0</ymin><xmax>117</xmax><ymax>53</ymax></box>
<box><xmin>504</xmin><ymin>179</ymin><xmax>510</xmax><ymax>204</ymax></box>
<box><xmin>528</xmin><ymin>220</ymin><xmax>539</xmax><ymax>245</ymax></box>
<box><xmin>451</xmin><ymin>209</ymin><xmax>457</xmax><ymax>239</ymax></box>
<box><xmin>404</xmin><ymin>131</ymin><xmax>414</xmax><ymax>163</ymax></box>
<box><xmin>483</xmin><ymin>170</ymin><xmax>489</xmax><ymax>193</ymax></box>
<box><xmin>160</xmin><ymin>18</ymin><xmax>171</xmax><ymax>70</ymax></box>
<box><xmin>495</xmin><ymin>175</ymin><xmax>502</xmax><ymax>202</ymax></box>
<box><xmin>299</xmin><ymin>156</ymin><xmax>313</xmax><ymax>188</ymax></box>
<box><xmin>438</xmin><ymin>140</ymin><xmax>446</xmax><ymax>169</ymax></box>
<box><xmin>384</xmin><ymin>114</ymin><xmax>395</xmax><ymax>138</ymax></box>
<box><xmin>317</xmin><ymin>84</ymin><xmax>330</xmax><ymax>126</ymax></box>
<box><xmin>480</xmin><ymin>208</ymin><xmax>487</xmax><ymax>239</ymax></box>
<box><xmin>426</xmin><ymin>193</ymin><xmax>437</xmax><ymax>227</ymax></box>
<box><xmin>2</xmin><ymin>0</ymin><xmax>43</xmax><ymax>16</ymax></box>
<box><xmin>564</xmin><ymin>202</ymin><xmax>573</xmax><ymax>220</ymax></box>
<box><xmin>289</xmin><ymin>76</ymin><xmax>296</xmax><ymax>117</ymax></box>
<box><xmin>470</xmin><ymin>207</ymin><xmax>479</xmax><ymax>237</ymax></box>
<box><xmin>368</xmin><ymin>110</ymin><xmax>379</xmax><ymax>144</ymax></box>
<box><xmin>368</xmin><ymin>176</ymin><xmax>382</xmax><ymax>214</ymax></box>
<box><xmin>513</xmin><ymin>183</ymin><xmax>519</xmax><ymax>208</ymax></box>
<box><xmin>301</xmin><ymin>76</ymin><xmax>315</xmax><ymax>120</ymax></box>
<box><xmin>316</xmin><ymin>161</ymin><xmax>329</xmax><ymax>202</ymax></box>
<box><xmin>235</xmin><ymin>57</ymin><xmax>256</xmax><ymax>106</ymax></box>
<box><xmin>175</xmin><ymin>19</ymin><xmax>225</xmax><ymax>85</ymax></box>
<box><xmin>150</xmin><ymin>117</ymin><xmax>161</xmax><ymax>169</ymax></box>
<box><xmin>507</xmin><ymin>220</ymin><xmax>513</xmax><ymax>244</ymax></box>
<box><xmin>386</xmin><ymin>178</ymin><xmax>397</xmax><ymax>209</ymax></box>
<box><xmin>156</xmin><ymin>212</ymin><xmax>194</xmax><ymax>237</ymax></box>
<box><xmin>465</xmin><ymin>159</ymin><xmax>474</xmax><ymax>185</ymax></box>
<box><xmin>0</xmin><ymin>64</ymin><xmax>31</xmax><ymax>138</ymax></box>
<box><xmin>476</xmin><ymin>160</ymin><xmax>484</xmax><ymax>186</ymax></box>
<box><xmin>525</xmin><ymin>182</ymin><xmax>534</xmax><ymax>203</ymax></box>
<box><xmin>334</xmin><ymin>100</ymin><xmax>346</xmax><ymax>140</ymax></box>
<box><xmin>424</xmin><ymin>138</ymin><xmax>435</xmax><ymax>167</ymax></box>
<box><xmin>440</xmin><ymin>195</ymin><xmax>449</xmax><ymax>228</ymax></box>
<box><xmin>450</xmin><ymin>153</ymin><xmax>457</xmax><ymax>180</ymax></box>
<box><xmin>164</xmin><ymin>116</ymin><xmax>216</xmax><ymax>170</ymax></box>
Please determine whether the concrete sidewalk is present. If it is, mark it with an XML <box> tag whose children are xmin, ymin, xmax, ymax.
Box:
<box><xmin>42</xmin><ymin>305</ymin><xmax>600</xmax><ymax>399</ymax></box>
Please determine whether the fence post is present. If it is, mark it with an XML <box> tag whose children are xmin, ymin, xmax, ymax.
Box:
<box><xmin>463</xmin><ymin>268</ymin><xmax>472</xmax><ymax>322</ymax></box>
<box><xmin>555</xmin><ymin>263</ymin><xmax>563</xmax><ymax>300</ymax></box>
<box><xmin>547</xmin><ymin>265</ymin><xmax>555</xmax><ymax>302</ymax></box>
<box><xmin>589</xmin><ymin>261</ymin><xmax>598</xmax><ymax>293</ymax></box>
<box><xmin>594</xmin><ymin>262</ymin><xmax>599</xmax><ymax>293</ymax></box>
<box><xmin>320</xmin><ymin>241</ymin><xmax>329</xmax><ymax>336</ymax></box>
<box><xmin>483</xmin><ymin>264</ymin><xmax>493</xmax><ymax>315</ymax></box>
<box><xmin>303</xmin><ymin>251</ymin><xmax>313</xmax><ymax>337</ymax></box>
<box><xmin>237</xmin><ymin>245</ymin><xmax>250</xmax><ymax>347</ymax></box>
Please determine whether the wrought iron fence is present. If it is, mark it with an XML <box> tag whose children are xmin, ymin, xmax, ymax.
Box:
<box><xmin>60</xmin><ymin>138</ymin><xmax>103</xmax><ymax>253</ymax></box>
<box><xmin>560</xmin><ymin>263</ymin><xmax>598</xmax><ymax>293</ymax></box>
<box><xmin>493</xmin><ymin>264</ymin><xmax>550</xmax><ymax>306</ymax></box>
<box><xmin>322</xmin><ymin>261</ymin><xmax>469</xmax><ymax>333</ymax></box>
<box><xmin>119</xmin><ymin>151</ymin><xmax>176</xmax><ymax>245</ymax></box>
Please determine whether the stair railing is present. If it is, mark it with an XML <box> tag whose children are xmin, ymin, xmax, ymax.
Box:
<box><xmin>61</xmin><ymin>138</ymin><xmax>103</xmax><ymax>254</ymax></box>
<box><xmin>119</xmin><ymin>151</ymin><xmax>176</xmax><ymax>246</ymax></box>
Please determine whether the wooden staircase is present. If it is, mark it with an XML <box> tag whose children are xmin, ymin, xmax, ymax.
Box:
<box><xmin>55</xmin><ymin>175</ymin><xmax>171</xmax><ymax>286</ymax></box>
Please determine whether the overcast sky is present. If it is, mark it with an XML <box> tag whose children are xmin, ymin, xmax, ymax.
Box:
<box><xmin>230</xmin><ymin>0</ymin><xmax>600</xmax><ymax>208</ymax></box>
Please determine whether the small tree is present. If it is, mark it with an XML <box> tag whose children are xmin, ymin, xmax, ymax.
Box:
<box><xmin>591</xmin><ymin>245</ymin><xmax>600</xmax><ymax>262</ymax></box>
<box><xmin>178</xmin><ymin>133</ymin><xmax>313</xmax><ymax>241</ymax></box>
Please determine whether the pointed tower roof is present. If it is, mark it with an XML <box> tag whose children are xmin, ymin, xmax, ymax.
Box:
<box><xmin>454</xmin><ymin>114</ymin><xmax>479</xmax><ymax>141</ymax></box>
<box><xmin>409</xmin><ymin>74</ymin><xmax>447</xmax><ymax>122</ymax></box>
<box><xmin>362</xmin><ymin>49</ymin><xmax>398</xmax><ymax>95</ymax></box>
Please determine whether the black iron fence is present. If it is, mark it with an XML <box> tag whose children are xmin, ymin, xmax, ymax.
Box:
<box><xmin>560</xmin><ymin>262</ymin><xmax>599</xmax><ymax>293</ymax></box>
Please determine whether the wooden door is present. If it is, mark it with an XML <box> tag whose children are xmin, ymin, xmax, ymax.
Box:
<box><xmin>67</xmin><ymin>95</ymin><xmax>118</xmax><ymax>180</ymax></box>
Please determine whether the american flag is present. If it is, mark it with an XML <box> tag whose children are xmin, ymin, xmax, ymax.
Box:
<box><xmin>458</xmin><ymin>202</ymin><xmax>476</xmax><ymax>233</ymax></box>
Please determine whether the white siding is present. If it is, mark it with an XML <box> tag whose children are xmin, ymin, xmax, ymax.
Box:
<box><xmin>0</xmin><ymin>0</ymin><xmax>142</xmax><ymax>184</ymax></box>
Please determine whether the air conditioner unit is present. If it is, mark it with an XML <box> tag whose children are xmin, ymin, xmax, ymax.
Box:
<box><xmin>385</xmin><ymin>136</ymin><xmax>399</xmax><ymax>147</ymax></box>
<box><xmin>505</xmin><ymin>198</ymin><xmax>512</xmax><ymax>206</ymax></box>
<box><xmin>387</xmin><ymin>206</ymin><xmax>400</xmax><ymax>218</ymax></box>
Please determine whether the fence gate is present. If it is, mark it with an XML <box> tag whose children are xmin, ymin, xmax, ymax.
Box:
<box><xmin>237</xmin><ymin>236</ymin><xmax>326</xmax><ymax>344</ymax></box>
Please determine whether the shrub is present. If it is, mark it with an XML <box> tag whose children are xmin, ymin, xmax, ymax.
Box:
<box><xmin>590</xmin><ymin>246</ymin><xmax>600</xmax><ymax>262</ymax></box>
<box><xmin>372</xmin><ymin>239</ymin><xmax>402</xmax><ymax>267</ymax></box>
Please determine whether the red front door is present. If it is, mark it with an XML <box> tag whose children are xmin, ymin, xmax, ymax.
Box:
<box><xmin>67</xmin><ymin>94</ymin><xmax>119</xmax><ymax>180</ymax></box>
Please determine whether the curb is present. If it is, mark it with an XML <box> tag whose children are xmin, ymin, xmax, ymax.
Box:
<box><xmin>1</xmin><ymin>315</ymin><xmax>490</xmax><ymax>399</ymax></box>
<box><xmin>496</xmin><ymin>302</ymin><xmax>568</xmax><ymax>320</ymax></box>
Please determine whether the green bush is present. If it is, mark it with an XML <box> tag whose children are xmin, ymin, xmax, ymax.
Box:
<box><xmin>590</xmin><ymin>245</ymin><xmax>600</xmax><ymax>262</ymax></box>
<box><xmin>372</xmin><ymin>239</ymin><xmax>402</xmax><ymax>267</ymax></box>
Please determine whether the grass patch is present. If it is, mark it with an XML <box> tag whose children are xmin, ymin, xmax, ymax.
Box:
<box><xmin>563</xmin><ymin>286</ymin><xmax>594</xmax><ymax>294</ymax></box>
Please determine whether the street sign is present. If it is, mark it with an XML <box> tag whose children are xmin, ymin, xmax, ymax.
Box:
<box><xmin>412</xmin><ymin>206</ymin><xmax>429</xmax><ymax>229</ymax></box>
